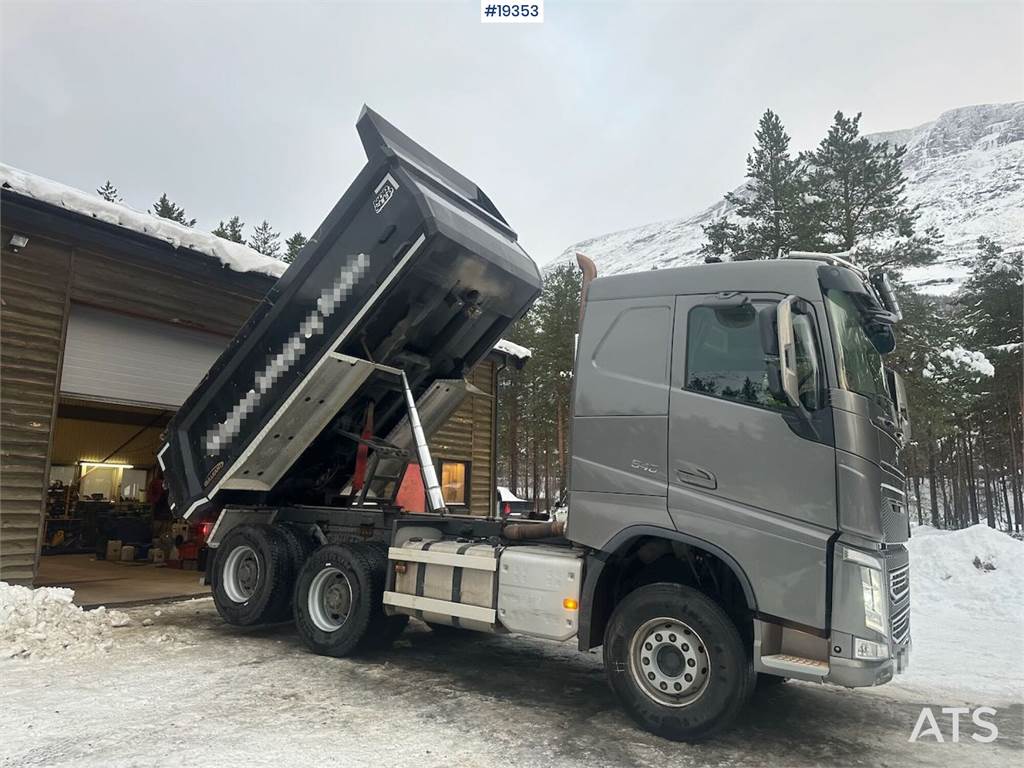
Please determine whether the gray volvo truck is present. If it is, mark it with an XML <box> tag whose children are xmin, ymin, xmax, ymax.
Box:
<box><xmin>160</xmin><ymin>107</ymin><xmax>912</xmax><ymax>741</ymax></box>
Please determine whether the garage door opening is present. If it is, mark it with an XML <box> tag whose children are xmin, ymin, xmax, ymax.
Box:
<box><xmin>33</xmin><ymin>301</ymin><xmax>235</xmax><ymax>606</ymax></box>
<box><xmin>37</xmin><ymin>399</ymin><xmax>212</xmax><ymax>606</ymax></box>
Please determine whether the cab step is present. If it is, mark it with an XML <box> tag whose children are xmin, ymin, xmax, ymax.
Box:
<box><xmin>760</xmin><ymin>654</ymin><xmax>829</xmax><ymax>677</ymax></box>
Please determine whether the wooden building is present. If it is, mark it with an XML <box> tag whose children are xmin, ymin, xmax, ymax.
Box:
<box><xmin>0</xmin><ymin>165</ymin><xmax>528</xmax><ymax>585</ymax></box>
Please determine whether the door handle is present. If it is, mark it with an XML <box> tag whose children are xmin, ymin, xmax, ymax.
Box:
<box><xmin>675</xmin><ymin>462</ymin><xmax>717</xmax><ymax>490</ymax></box>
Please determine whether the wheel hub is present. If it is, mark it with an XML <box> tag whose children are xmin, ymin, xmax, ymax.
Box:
<box><xmin>630</xmin><ymin>618</ymin><xmax>711</xmax><ymax>707</ymax></box>
<box><xmin>222</xmin><ymin>545</ymin><xmax>260</xmax><ymax>603</ymax></box>
<box><xmin>308</xmin><ymin>567</ymin><xmax>352</xmax><ymax>632</ymax></box>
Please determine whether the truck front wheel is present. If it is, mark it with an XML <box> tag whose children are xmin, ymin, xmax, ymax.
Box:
<box><xmin>603</xmin><ymin>583</ymin><xmax>753</xmax><ymax>741</ymax></box>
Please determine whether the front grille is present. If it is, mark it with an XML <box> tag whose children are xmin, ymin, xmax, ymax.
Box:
<box><xmin>891</xmin><ymin>599</ymin><xmax>911</xmax><ymax>645</ymax></box>
<box><xmin>886</xmin><ymin>548</ymin><xmax>911</xmax><ymax>646</ymax></box>
<box><xmin>889</xmin><ymin>563</ymin><xmax>910</xmax><ymax>602</ymax></box>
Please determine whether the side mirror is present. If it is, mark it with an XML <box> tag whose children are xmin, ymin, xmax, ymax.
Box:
<box><xmin>759</xmin><ymin>304</ymin><xmax>783</xmax><ymax>401</ymax></box>
<box><xmin>776</xmin><ymin>296</ymin><xmax>801</xmax><ymax>408</ymax></box>
<box><xmin>884</xmin><ymin>368</ymin><xmax>911</xmax><ymax>444</ymax></box>
<box><xmin>893</xmin><ymin>371</ymin><xmax>911</xmax><ymax>442</ymax></box>
<box><xmin>760</xmin><ymin>299</ymin><xmax>820</xmax><ymax>438</ymax></box>
<box><xmin>759</xmin><ymin>296</ymin><xmax>800</xmax><ymax>409</ymax></box>
<box><xmin>869</xmin><ymin>269</ymin><xmax>902</xmax><ymax>322</ymax></box>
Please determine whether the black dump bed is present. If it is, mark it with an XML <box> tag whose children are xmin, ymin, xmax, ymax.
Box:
<box><xmin>159</xmin><ymin>107</ymin><xmax>541</xmax><ymax>520</ymax></box>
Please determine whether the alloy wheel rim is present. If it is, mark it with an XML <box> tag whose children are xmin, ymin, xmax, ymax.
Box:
<box><xmin>222</xmin><ymin>545</ymin><xmax>260</xmax><ymax>603</ymax></box>
<box><xmin>628</xmin><ymin>617</ymin><xmax>711</xmax><ymax>707</ymax></box>
<box><xmin>308</xmin><ymin>566</ymin><xmax>353</xmax><ymax>632</ymax></box>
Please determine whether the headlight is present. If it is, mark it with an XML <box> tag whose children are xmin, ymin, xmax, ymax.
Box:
<box><xmin>844</xmin><ymin>547</ymin><xmax>887</xmax><ymax>636</ymax></box>
<box><xmin>860</xmin><ymin>566</ymin><xmax>886</xmax><ymax>635</ymax></box>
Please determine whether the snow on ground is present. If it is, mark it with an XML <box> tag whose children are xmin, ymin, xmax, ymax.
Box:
<box><xmin>0</xmin><ymin>162</ymin><xmax>287</xmax><ymax>278</ymax></box>
<box><xmin>886</xmin><ymin>524</ymin><xmax>1024</xmax><ymax>703</ymax></box>
<box><xmin>2</xmin><ymin>599</ymin><xmax>1020</xmax><ymax>768</ymax></box>
<box><xmin>1</xmin><ymin>526</ymin><xmax>1021</xmax><ymax>767</ymax></box>
<box><xmin>0</xmin><ymin>582</ymin><xmax>132</xmax><ymax>660</ymax></box>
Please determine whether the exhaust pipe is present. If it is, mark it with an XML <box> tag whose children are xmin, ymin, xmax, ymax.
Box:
<box><xmin>503</xmin><ymin>520</ymin><xmax>566</xmax><ymax>540</ymax></box>
<box><xmin>576</xmin><ymin>252</ymin><xmax>597</xmax><ymax>331</ymax></box>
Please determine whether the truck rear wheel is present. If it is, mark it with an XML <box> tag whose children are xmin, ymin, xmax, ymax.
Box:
<box><xmin>265</xmin><ymin>524</ymin><xmax>315</xmax><ymax>622</ymax></box>
<box><xmin>603</xmin><ymin>583</ymin><xmax>754</xmax><ymax>742</ymax></box>
<box><xmin>357</xmin><ymin>542</ymin><xmax>410</xmax><ymax>649</ymax></box>
<box><xmin>211</xmin><ymin>524</ymin><xmax>295</xmax><ymax>626</ymax></box>
<box><xmin>293</xmin><ymin>543</ymin><xmax>402</xmax><ymax>657</ymax></box>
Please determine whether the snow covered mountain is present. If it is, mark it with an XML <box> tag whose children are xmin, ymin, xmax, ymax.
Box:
<box><xmin>556</xmin><ymin>102</ymin><xmax>1024</xmax><ymax>294</ymax></box>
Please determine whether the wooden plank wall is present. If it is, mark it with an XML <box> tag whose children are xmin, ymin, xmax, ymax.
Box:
<box><xmin>0</xmin><ymin>238</ymin><xmax>70</xmax><ymax>584</ymax></box>
<box><xmin>428</xmin><ymin>360</ymin><xmax>496</xmax><ymax>516</ymax></box>
<box><xmin>0</xmin><ymin>228</ymin><xmax>271</xmax><ymax>585</ymax></box>
<box><xmin>71</xmin><ymin>250</ymin><xmax>267</xmax><ymax>336</ymax></box>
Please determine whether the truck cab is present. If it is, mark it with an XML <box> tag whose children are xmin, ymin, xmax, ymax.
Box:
<box><xmin>566</xmin><ymin>254</ymin><xmax>911</xmax><ymax>736</ymax></box>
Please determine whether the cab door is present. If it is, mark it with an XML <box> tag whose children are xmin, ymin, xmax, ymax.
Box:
<box><xmin>667</xmin><ymin>293</ymin><xmax>835</xmax><ymax>630</ymax></box>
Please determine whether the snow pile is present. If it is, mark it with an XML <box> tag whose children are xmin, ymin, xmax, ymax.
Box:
<box><xmin>893</xmin><ymin>524</ymin><xmax>1024</xmax><ymax>702</ymax></box>
<box><xmin>0</xmin><ymin>162</ymin><xmax>286</xmax><ymax>279</ymax></box>
<box><xmin>0</xmin><ymin>582</ymin><xmax>131</xmax><ymax>660</ymax></box>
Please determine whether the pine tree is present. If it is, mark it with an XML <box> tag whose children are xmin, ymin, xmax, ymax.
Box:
<box><xmin>702</xmin><ymin>109</ymin><xmax>811</xmax><ymax>260</ymax></box>
<box><xmin>283</xmin><ymin>232</ymin><xmax>308</xmax><ymax>263</ymax></box>
<box><xmin>496</xmin><ymin>263</ymin><xmax>581</xmax><ymax>508</ymax></box>
<box><xmin>150</xmin><ymin>193</ymin><xmax>196</xmax><ymax>227</ymax></box>
<box><xmin>803</xmin><ymin>111</ymin><xmax>915</xmax><ymax>251</ymax></box>
<box><xmin>247</xmin><ymin>220</ymin><xmax>281</xmax><ymax>258</ymax></box>
<box><xmin>958</xmin><ymin>237</ymin><xmax>1023</xmax><ymax>354</ymax></box>
<box><xmin>498</xmin><ymin>310</ymin><xmax>537</xmax><ymax>498</ymax></box>
<box><xmin>957</xmin><ymin>238</ymin><xmax>1024</xmax><ymax>530</ymax></box>
<box><xmin>533</xmin><ymin>263</ymin><xmax>581</xmax><ymax>498</ymax></box>
<box><xmin>212</xmin><ymin>216</ymin><xmax>245</xmax><ymax>244</ymax></box>
<box><xmin>701</xmin><ymin>218</ymin><xmax>748</xmax><ymax>261</ymax></box>
<box><xmin>890</xmin><ymin>237</ymin><xmax>1023</xmax><ymax>532</ymax></box>
<box><xmin>96</xmin><ymin>181</ymin><xmax>122</xmax><ymax>203</ymax></box>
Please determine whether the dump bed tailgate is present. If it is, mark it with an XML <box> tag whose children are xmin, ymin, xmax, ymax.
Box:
<box><xmin>159</xmin><ymin>107</ymin><xmax>540</xmax><ymax>518</ymax></box>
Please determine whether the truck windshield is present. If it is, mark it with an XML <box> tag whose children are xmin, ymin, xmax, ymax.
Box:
<box><xmin>825</xmin><ymin>289</ymin><xmax>888</xmax><ymax>404</ymax></box>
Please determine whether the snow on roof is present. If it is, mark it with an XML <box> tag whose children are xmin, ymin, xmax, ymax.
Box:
<box><xmin>493</xmin><ymin>338</ymin><xmax>531</xmax><ymax>360</ymax></box>
<box><xmin>0</xmin><ymin>162</ymin><xmax>287</xmax><ymax>279</ymax></box>
<box><xmin>496</xmin><ymin>486</ymin><xmax>527</xmax><ymax>502</ymax></box>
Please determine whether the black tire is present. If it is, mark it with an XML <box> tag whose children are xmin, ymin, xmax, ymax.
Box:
<box><xmin>211</xmin><ymin>524</ymin><xmax>295</xmax><ymax>627</ymax></box>
<box><xmin>756</xmin><ymin>673</ymin><xmax>787</xmax><ymax>689</ymax></box>
<box><xmin>293</xmin><ymin>543</ymin><xmax>393</xmax><ymax>657</ymax></box>
<box><xmin>265</xmin><ymin>524</ymin><xmax>315</xmax><ymax>622</ymax></box>
<box><xmin>603</xmin><ymin>583</ymin><xmax>755</xmax><ymax>742</ymax></box>
<box><xmin>354</xmin><ymin>541</ymin><xmax>409</xmax><ymax>650</ymax></box>
<box><xmin>276</xmin><ymin>524</ymin><xmax>315</xmax><ymax>568</ymax></box>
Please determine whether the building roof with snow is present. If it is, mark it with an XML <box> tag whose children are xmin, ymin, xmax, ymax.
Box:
<box><xmin>0</xmin><ymin>162</ymin><xmax>286</xmax><ymax>279</ymax></box>
<box><xmin>1</xmin><ymin>160</ymin><xmax>531</xmax><ymax>361</ymax></box>
<box><xmin>492</xmin><ymin>338</ymin><xmax>531</xmax><ymax>361</ymax></box>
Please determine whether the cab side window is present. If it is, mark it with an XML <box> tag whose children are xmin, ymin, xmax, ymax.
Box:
<box><xmin>685</xmin><ymin>302</ymin><xmax>822</xmax><ymax>411</ymax></box>
<box><xmin>686</xmin><ymin>304</ymin><xmax>782</xmax><ymax>409</ymax></box>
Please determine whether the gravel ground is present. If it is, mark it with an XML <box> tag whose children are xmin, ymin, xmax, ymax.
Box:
<box><xmin>1</xmin><ymin>597</ymin><xmax>1020</xmax><ymax>768</ymax></box>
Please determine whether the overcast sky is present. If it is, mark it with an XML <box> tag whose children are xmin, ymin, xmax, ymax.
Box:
<box><xmin>2</xmin><ymin>1</ymin><xmax>1021</xmax><ymax>265</ymax></box>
